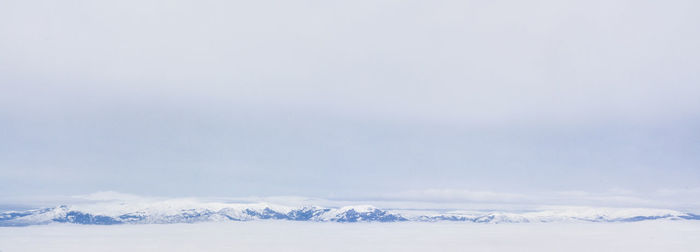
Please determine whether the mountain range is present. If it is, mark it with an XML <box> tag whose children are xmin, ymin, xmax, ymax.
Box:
<box><xmin>2</xmin><ymin>199</ymin><xmax>699</xmax><ymax>226</ymax></box>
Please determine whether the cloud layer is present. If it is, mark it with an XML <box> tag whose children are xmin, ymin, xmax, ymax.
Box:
<box><xmin>1</xmin><ymin>0</ymin><xmax>699</xmax><ymax>198</ymax></box>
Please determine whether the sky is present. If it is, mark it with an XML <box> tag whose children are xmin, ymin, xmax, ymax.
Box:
<box><xmin>1</xmin><ymin>0</ymin><xmax>699</xmax><ymax>203</ymax></box>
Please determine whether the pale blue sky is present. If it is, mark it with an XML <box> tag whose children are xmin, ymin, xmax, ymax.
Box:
<box><xmin>1</xmin><ymin>0</ymin><xmax>699</xmax><ymax>200</ymax></box>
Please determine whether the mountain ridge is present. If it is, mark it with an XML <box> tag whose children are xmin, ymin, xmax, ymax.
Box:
<box><xmin>2</xmin><ymin>201</ymin><xmax>699</xmax><ymax>226</ymax></box>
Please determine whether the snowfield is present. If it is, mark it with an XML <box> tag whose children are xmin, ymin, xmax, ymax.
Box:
<box><xmin>1</xmin><ymin>221</ymin><xmax>699</xmax><ymax>251</ymax></box>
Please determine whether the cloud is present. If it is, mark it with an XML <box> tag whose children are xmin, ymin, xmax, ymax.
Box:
<box><xmin>1</xmin><ymin>0</ymin><xmax>699</xmax><ymax>125</ymax></box>
<box><xmin>1</xmin><ymin>0</ymin><xmax>699</xmax><ymax>198</ymax></box>
<box><xmin>72</xmin><ymin>191</ymin><xmax>152</xmax><ymax>202</ymax></box>
<box><xmin>379</xmin><ymin>189</ymin><xmax>530</xmax><ymax>203</ymax></box>
<box><xmin>373</xmin><ymin>188</ymin><xmax>700</xmax><ymax>211</ymax></box>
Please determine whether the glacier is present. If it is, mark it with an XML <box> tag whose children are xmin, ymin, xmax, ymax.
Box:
<box><xmin>2</xmin><ymin>199</ymin><xmax>699</xmax><ymax>226</ymax></box>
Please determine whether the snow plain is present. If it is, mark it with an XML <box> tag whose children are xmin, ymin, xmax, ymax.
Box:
<box><xmin>1</xmin><ymin>221</ymin><xmax>699</xmax><ymax>252</ymax></box>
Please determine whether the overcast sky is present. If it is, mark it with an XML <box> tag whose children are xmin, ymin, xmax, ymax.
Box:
<box><xmin>1</xmin><ymin>0</ymin><xmax>699</xmax><ymax>201</ymax></box>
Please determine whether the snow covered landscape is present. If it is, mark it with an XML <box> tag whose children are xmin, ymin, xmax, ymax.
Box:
<box><xmin>2</xmin><ymin>194</ymin><xmax>700</xmax><ymax>251</ymax></box>
<box><xmin>2</xmin><ymin>191</ymin><xmax>699</xmax><ymax>226</ymax></box>
<box><xmin>2</xmin><ymin>221</ymin><xmax>700</xmax><ymax>252</ymax></box>
<box><xmin>2</xmin><ymin>198</ymin><xmax>699</xmax><ymax>226</ymax></box>
<box><xmin>3</xmin><ymin>0</ymin><xmax>699</xmax><ymax>250</ymax></box>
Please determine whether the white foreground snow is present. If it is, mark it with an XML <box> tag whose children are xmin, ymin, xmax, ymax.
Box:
<box><xmin>1</xmin><ymin>221</ymin><xmax>699</xmax><ymax>251</ymax></box>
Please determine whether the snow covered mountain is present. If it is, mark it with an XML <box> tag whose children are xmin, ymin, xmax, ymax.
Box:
<box><xmin>0</xmin><ymin>203</ymin><xmax>405</xmax><ymax>226</ymax></box>
<box><xmin>2</xmin><ymin>199</ymin><xmax>699</xmax><ymax>226</ymax></box>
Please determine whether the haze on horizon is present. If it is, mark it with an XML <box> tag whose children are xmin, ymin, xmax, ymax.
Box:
<box><xmin>1</xmin><ymin>0</ymin><xmax>699</xmax><ymax>203</ymax></box>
